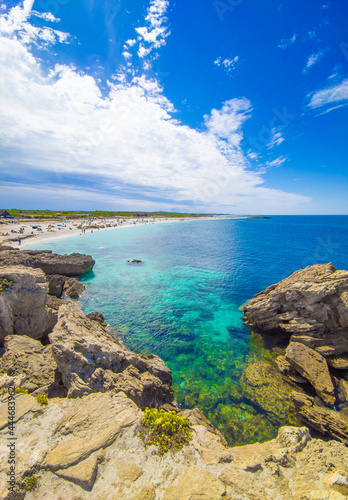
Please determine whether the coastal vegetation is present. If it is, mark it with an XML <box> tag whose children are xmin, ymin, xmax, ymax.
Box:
<box><xmin>139</xmin><ymin>408</ymin><xmax>191</xmax><ymax>455</ymax></box>
<box><xmin>2</xmin><ymin>208</ymin><xmax>214</xmax><ymax>219</ymax></box>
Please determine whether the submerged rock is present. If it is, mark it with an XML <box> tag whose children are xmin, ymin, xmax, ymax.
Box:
<box><xmin>240</xmin><ymin>359</ymin><xmax>300</xmax><ymax>425</ymax></box>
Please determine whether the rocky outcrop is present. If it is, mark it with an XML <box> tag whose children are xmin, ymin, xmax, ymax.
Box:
<box><xmin>291</xmin><ymin>392</ymin><xmax>348</xmax><ymax>443</ymax></box>
<box><xmin>0</xmin><ymin>335</ymin><xmax>65</xmax><ymax>396</ymax></box>
<box><xmin>0</xmin><ymin>266</ymin><xmax>51</xmax><ymax>346</ymax></box>
<box><xmin>243</xmin><ymin>263</ymin><xmax>348</xmax><ymax>339</ymax></box>
<box><xmin>243</xmin><ymin>263</ymin><xmax>348</xmax><ymax>438</ymax></box>
<box><xmin>1</xmin><ymin>390</ymin><xmax>348</xmax><ymax>500</ymax></box>
<box><xmin>0</xmin><ymin>248</ymin><xmax>95</xmax><ymax>276</ymax></box>
<box><xmin>285</xmin><ymin>342</ymin><xmax>335</xmax><ymax>406</ymax></box>
<box><xmin>48</xmin><ymin>304</ymin><xmax>174</xmax><ymax>407</ymax></box>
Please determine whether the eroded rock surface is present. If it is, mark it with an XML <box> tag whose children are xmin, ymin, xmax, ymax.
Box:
<box><xmin>291</xmin><ymin>391</ymin><xmax>348</xmax><ymax>443</ymax></box>
<box><xmin>0</xmin><ymin>249</ymin><xmax>95</xmax><ymax>276</ymax></box>
<box><xmin>1</xmin><ymin>391</ymin><xmax>347</xmax><ymax>500</ymax></box>
<box><xmin>0</xmin><ymin>335</ymin><xmax>63</xmax><ymax>395</ymax></box>
<box><xmin>243</xmin><ymin>263</ymin><xmax>348</xmax><ymax>340</ymax></box>
<box><xmin>286</xmin><ymin>342</ymin><xmax>335</xmax><ymax>406</ymax></box>
<box><xmin>0</xmin><ymin>266</ymin><xmax>50</xmax><ymax>345</ymax></box>
<box><xmin>49</xmin><ymin>304</ymin><xmax>174</xmax><ymax>407</ymax></box>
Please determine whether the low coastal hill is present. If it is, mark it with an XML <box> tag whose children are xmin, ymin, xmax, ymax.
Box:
<box><xmin>0</xmin><ymin>248</ymin><xmax>347</xmax><ymax>499</ymax></box>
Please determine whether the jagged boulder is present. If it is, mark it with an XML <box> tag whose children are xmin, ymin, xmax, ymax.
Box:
<box><xmin>49</xmin><ymin>304</ymin><xmax>174</xmax><ymax>408</ymax></box>
<box><xmin>0</xmin><ymin>266</ymin><xmax>51</xmax><ymax>346</ymax></box>
<box><xmin>45</xmin><ymin>274</ymin><xmax>66</xmax><ymax>297</ymax></box>
<box><xmin>285</xmin><ymin>342</ymin><xmax>335</xmax><ymax>407</ymax></box>
<box><xmin>243</xmin><ymin>263</ymin><xmax>348</xmax><ymax>342</ymax></box>
<box><xmin>63</xmin><ymin>277</ymin><xmax>86</xmax><ymax>299</ymax></box>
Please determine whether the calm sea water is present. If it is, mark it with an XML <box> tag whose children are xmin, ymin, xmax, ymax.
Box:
<box><xmin>27</xmin><ymin>216</ymin><xmax>348</xmax><ymax>445</ymax></box>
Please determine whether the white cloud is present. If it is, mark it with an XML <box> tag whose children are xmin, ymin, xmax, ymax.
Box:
<box><xmin>0</xmin><ymin>3</ymin><xmax>70</xmax><ymax>45</ymax></box>
<box><xmin>204</xmin><ymin>98</ymin><xmax>251</xmax><ymax>147</ymax></box>
<box><xmin>303</xmin><ymin>50</ymin><xmax>324</xmax><ymax>73</ymax></box>
<box><xmin>307</xmin><ymin>78</ymin><xmax>348</xmax><ymax>111</ymax></box>
<box><xmin>214</xmin><ymin>56</ymin><xmax>239</xmax><ymax>73</ymax></box>
<box><xmin>134</xmin><ymin>0</ymin><xmax>170</xmax><ymax>60</ymax></box>
<box><xmin>0</xmin><ymin>2</ymin><xmax>311</xmax><ymax>214</ymax></box>
<box><xmin>266</xmin><ymin>156</ymin><xmax>287</xmax><ymax>168</ymax></box>
<box><xmin>278</xmin><ymin>34</ymin><xmax>296</xmax><ymax>49</ymax></box>
<box><xmin>267</xmin><ymin>129</ymin><xmax>284</xmax><ymax>149</ymax></box>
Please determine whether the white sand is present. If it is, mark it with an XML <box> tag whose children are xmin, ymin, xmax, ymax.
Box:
<box><xmin>0</xmin><ymin>215</ymin><xmax>239</xmax><ymax>249</ymax></box>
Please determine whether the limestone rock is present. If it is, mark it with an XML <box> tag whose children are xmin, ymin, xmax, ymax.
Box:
<box><xmin>286</xmin><ymin>342</ymin><xmax>335</xmax><ymax>406</ymax></box>
<box><xmin>243</xmin><ymin>263</ymin><xmax>348</xmax><ymax>339</ymax></box>
<box><xmin>49</xmin><ymin>304</ymin><xmax>174</xmax><ymax>407</ymax></box>
<box><xmin>163</xmin><ymin>466</ymin><xmax>226</xmax><ymax>500</ymax></box>
<box><xmin>63</xmin><ymin>277</ymin><xmax>86</xmax><ymax>299</ymax></box>
<box><xmin>87</xmin><ymin>311</ymin><xmax>106</xmax><ymax>325</ymax></box>
<box><xmin>0</xmin><ymin>249</ymin><xmax>95</xmax><ymax>276</ymax></box>
<box><xmin>0</xmin><ymin>335</ymin><xmax>62</xmax><ymax>394</ymax></box>
<box><xmin>327</xmin><ymin>355</ymin><xmax>348</xmax><ymax>369</ymax></box>
<box><xmin>45</xmin><ymin>392</ymin><xmax>141</xmax><ymax>471</ymax></box>
<box><xmin>0</xmin><ymin>266</ymin><xmax>50</xmax><ymax>346</ymax></box>
<box><xmin>45</xmin><ymin>274</ymin><xmax>66</xmax><ymax>297</ymax></box>
<box><xmin>275</xmin><ymin>354</ymin><xmax>308</xmax><ymax>384</ymax></box>
<box><xmin>55</xmin><ymin>454</ymin><xmax>98</xmax><ymax>490</ymax></box>
<box><xmin>291</xmin><ymin>391</ymin><xmax>348</xmax><ymax>443</ymax></box>
<box><xmin>240</xmin><ymin>359</ymin><xmax>300</xmax><ymax>424</ymax></box>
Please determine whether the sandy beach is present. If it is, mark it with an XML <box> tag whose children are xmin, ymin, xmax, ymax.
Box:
<box><xmin>0</xmin><ymin>215</ymin><xmax>240</xmax><ymax>248</ymax></box>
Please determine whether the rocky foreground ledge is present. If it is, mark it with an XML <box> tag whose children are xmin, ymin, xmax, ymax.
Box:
<box><xmin>244</xmin><ymin>262</ymin><xmax>348</xmax><ymax>444</ymax></box>
<box><xmin>0</xmin><ymin>253</ymin><xmax>348</xmax><ymax>499</ymax></box>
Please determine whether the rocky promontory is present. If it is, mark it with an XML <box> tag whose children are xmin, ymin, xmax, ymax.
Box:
<box><xmin>1</xmin><ymin>254</ymin><xmax>348</xmax><ymax>499</ymax></box>
<box><xmin>244</xmin><ymin>263</ymin><xmax>348</xmax><ymax>442</ymax></box>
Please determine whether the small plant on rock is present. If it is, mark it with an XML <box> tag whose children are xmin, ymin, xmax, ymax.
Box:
<box><xmin>139</xmin><ymin>407</ymin><xmax>191</xmax><ymax>455</ymax></box>
<box><xmin>15</xmin><ymin>386</ymin><xmax>29</xmax><ymax>394</ymax></box>
<box><xmin>24</xmin><ymin>475</ymin><xmax>38</xmax><ymax>491</ymax></box>
<box><xmin>36</xmin><ymin>394</ymin><xmax>48</xmax><ymax>406</ymax></box>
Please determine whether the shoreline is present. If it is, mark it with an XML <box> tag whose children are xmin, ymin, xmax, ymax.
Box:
<box><xmin>0</xmin><ymin>215</ymin><xmax>253</xmax><ymax>249</ymax></box>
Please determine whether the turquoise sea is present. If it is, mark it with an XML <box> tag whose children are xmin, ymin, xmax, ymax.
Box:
<box><xmin>27</xmin><ymin>215</ymin><xmax>348</xmax><ymax>445</ymax></box>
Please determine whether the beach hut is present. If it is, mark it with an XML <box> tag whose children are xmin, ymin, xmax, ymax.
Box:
<box><xmin>0</xmin><ymin>210</ymin><xmax>12</xmax><ymax>218</ymax></box>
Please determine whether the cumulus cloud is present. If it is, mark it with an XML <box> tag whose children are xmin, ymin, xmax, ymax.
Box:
<box><xmin>204</xmin><ymin>98</ymin><xmax>252</xmax><ymax>147</ymax></box>
<box><xmin>0</xmin><ymin>2</ymin><xmax>311</xmax><ymax>213</ymax></box>
<box><xmin>134</xmin><ymin>0</ymin><xmax>170</xmax><ymax>60</ymax></box>
<box><xmin>307</xmin><ymin>78</ymin><xmax>348</xmax><ymax>111</ymax></box>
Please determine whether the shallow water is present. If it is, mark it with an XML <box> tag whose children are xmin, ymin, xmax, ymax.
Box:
<box><xmin>28</xmin><ymin>216</ymin><xmax>348</xmax><ymax>445</ymax></box>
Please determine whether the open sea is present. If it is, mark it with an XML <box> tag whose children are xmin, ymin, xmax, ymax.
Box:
<box><xmin>27</xmin><ymin>215</ymin><xmax>348</xmax><ymax>445</ymax></box>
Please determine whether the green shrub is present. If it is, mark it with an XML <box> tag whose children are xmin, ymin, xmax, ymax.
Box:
<box><xmin>139</xmin><ymin>408</ymin><xmax>191</xmax><ymax>455</ymax></box>
<box><xmin>24</xmin><ymin>475</ymin><xmax>37</xmax><ymax>491</ymax></box>
<box><xmin>36</xmin><ymin>394</ymin><xmax>48</xmax><ymax>406</ymax></box>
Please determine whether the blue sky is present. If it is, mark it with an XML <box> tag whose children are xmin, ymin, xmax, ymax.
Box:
<box><xmin>0</xmin><ymin>0</ymin><xmax>347</xmax><ymax>214</ymax></box>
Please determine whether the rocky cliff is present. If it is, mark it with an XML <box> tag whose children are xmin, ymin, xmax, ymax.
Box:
<box><xmin>244</xmin><ymin>263</ymin><xmax>348</xmax><ymax>443</ymax></box>
<box><xmin>0</xmin><ymin>255</ymin><xmax>348</xmax><ymax>499</ymax></box>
